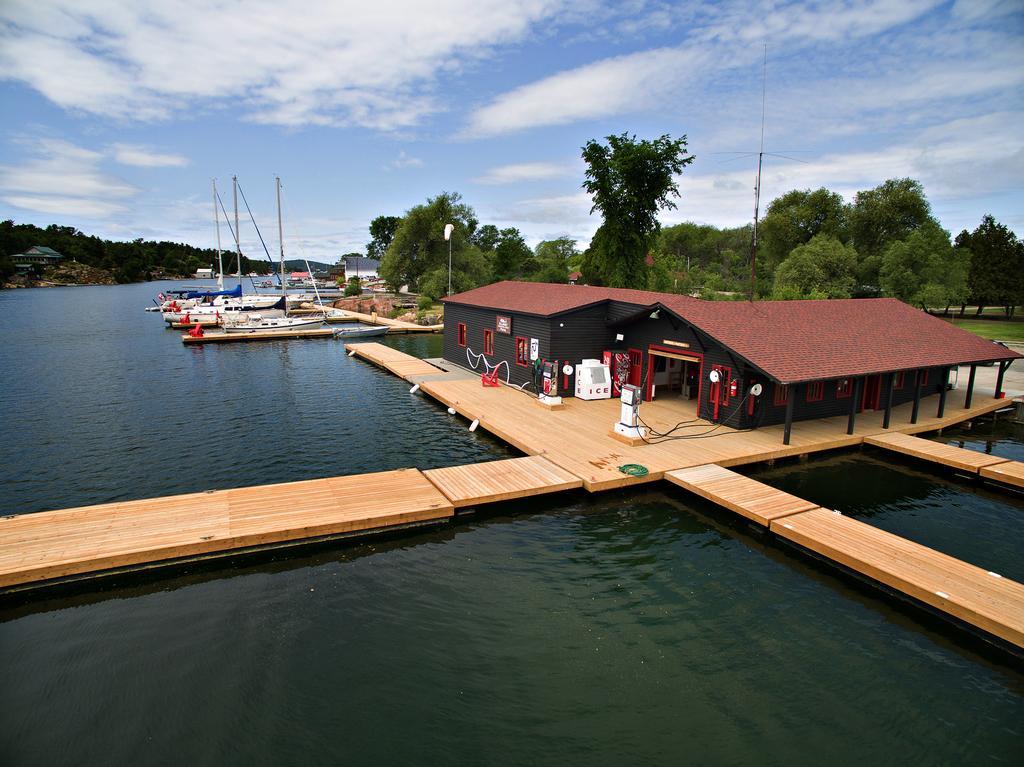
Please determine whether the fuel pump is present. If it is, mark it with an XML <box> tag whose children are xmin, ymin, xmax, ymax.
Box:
<box><xmin>613</xmin><ymin>383</ymin><xmax>647</xmax><ymax>441</ymax></box>
<box><xmin>538</xmin><ymin>359</ymin><xmax>562</xmax><ymax>406</ymax></box>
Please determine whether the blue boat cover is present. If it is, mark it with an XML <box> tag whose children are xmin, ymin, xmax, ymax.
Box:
<box><xmin>185</xmin><ymin>284</ymin><xmax>243</xmax><ymax>299</ymax></box>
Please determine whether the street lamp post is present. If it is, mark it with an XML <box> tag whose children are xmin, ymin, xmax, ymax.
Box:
<box><xmin>444</xmin><ymin>223</ymin><xmax>455</xmax><ymax>296</ymax></box>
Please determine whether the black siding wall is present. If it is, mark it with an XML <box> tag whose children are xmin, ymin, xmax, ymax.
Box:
<box><xmin>443</xmin><ymin>304</ymin><xmax>554</xmax><ymax>390</ymax></box>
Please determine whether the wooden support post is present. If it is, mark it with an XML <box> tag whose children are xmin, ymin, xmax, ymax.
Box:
<box><xmin>965</xmin><ymin>364</ymin><xmax>976</xmax><ymax>409</ymax></box>
<box><xmin>847</xmin><ymin>377</ymin><xmax>862</xmax><ymax>435</ymax></box>
<box><xmin>937</xmin><ymin>367</ymin><xmax>948</xmax><ymax>418</ymax></box>
<box><xmin>783</xmin><ymin>385</ymin><xmax>795</xmax><ymax>445</ymax></box>
<box><xmin>995</xmin><ymin>360</ymin><xmax>1008</xmax><ymax>398</ymax></box>
<box><xmin>910</xmin><ymin>369</ymin><xmax>922</xmax><ymax>424</ymax></box>
<box><xmin>882</xmin><ymin>373</ymin><xmax>895</xmax><ymax>429</ymax></box>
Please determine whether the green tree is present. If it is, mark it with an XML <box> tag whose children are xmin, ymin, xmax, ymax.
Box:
<box><xmin>492</xmin><ymin>227</ymin><xmax>535</xmax><ymax>280</ymax></box>
<box><xmin>366</xmin><ymin>215</ymin><xmax>401</xmax><ymax>260</ymax></box>
<box><xmin>772</xmin><ymin>234</ymin><xmax>857</xmax><ymax>300</ymax></box>
<box><xmin>758</xmin><ymin>188</ymin><xmax>849</xmax><ymax>274</ymax></box>
<box><xmin>849</xmin><ymin>178</ymin><xmax>935</xmax><ymax>288</ymax></box>
<box><xmin>879</xmin><ymin>221</ymin><xmax>967</xmax><ymax>308</ymax></box>
<box><xmin>580</xmin><ymin>132</ymin><xmax>694</xmax><ymax>288</ymax></box>
<box><xmin>958</xmin><ymin>214</ymin><xmax>1024</xmax><ymax>317</ymax></box>
<box><xmin>532</xmin><ymin>237</ymin><xmax>579</xmax><ymax>283</ymax></box>
<box><xmin>380</xmin><ymin>192</ymin><xmax>480</xmax><ymax>293</ymax></box>
<box><xmin>344</xmin><ymin>275</ymin><xmax>362</xmax><ymax>296</ymax></box>
<box><xmin>472</xmin><ymin>224</ymin><xmax>501</xmax><ymax>253</ymax></box>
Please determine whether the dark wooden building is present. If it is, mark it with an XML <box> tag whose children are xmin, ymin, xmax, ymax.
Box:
<box><xmin>442</xmin><ymin>282</ymin><xmax>1020</xmax><ymax>443</ymax></box>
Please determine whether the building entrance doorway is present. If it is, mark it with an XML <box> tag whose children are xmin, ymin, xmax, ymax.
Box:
<box><xmin>862</xmin><ymin>374</ymin><xmax>882</xmax><ymax>411</ymax></box>
<box><xmin>645</xmin><ymin>346</ymin><xmax>703</xmax><ymax>403</ymax></box>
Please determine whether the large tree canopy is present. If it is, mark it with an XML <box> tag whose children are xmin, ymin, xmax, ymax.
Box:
<box><xmin>758</xmin><ymin>187</ymin><xmax>849</xmax><ymax>273</ymax></box>
<box><xmin>532</xmin><ymin>237</ymin><xmax>579</xmax><ymax>284</ymax></box>
<box><xmin>849</xmin><ymin>178</ymin><xmax>935</xmax><ymax>287</ymax></box>
<box><xmin>772</xmin><ymin>234</ymin><xmax>858</xmax><ymax>300</ymax></box>
<box><xmin>880</xmin><ymin>221</ymin><xmax>967</xmax><ymax>308</ymax></box>
<box><xmin>580</xmin><ymin>132</ymin><xmax>694</xmax><ymax>288</ymax></box>
<box><xmin>491</xmin><ymin>227</ymin><xmax>535</xmax><ymax>281</ymax></box>
<box><xmin>366</xmin><ymin>215</ymin><xmax>401</xmax><ymax>260</ymax></box>
<box><xmin>380</xmin><ymin>192</ymin><xmax>488</xmax><ymax>297</ymax></box>
<box><xmin>957</xmin><ymin>214</ymin><xmax>1024</xmax><ymax>316</ymax></box>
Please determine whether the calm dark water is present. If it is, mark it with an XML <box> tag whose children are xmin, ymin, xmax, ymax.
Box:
<box><xmin>1</xmin><ymin>283</ymin><xmax>1023</xmax><ymax>765</ymax></box>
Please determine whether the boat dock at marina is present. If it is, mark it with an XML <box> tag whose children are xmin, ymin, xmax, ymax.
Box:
<box><xmin>865</xmin><ymin>431</ymin><xmax>1024</xmax><ymax>487</ymax></box>
<box><xmin>181</xmin><ymin>327</ymin><xmax>338</xmax><ymax>344</ymax></box>
<box><xmin>3</xmin><ymin>343</ymin><xmax>1022</xmax><ymax>652</ymax></box>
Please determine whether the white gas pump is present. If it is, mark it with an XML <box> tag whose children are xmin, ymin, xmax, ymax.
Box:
<box><xmin>614</xmin><ymin>383</ymin><xmax>646</xmax><ymax>440</ymax></box>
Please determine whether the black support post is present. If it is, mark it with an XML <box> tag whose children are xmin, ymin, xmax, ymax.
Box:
<box><xmin>847</xmin><ymin>377</ymin><xmax>862</xmax><ymax>435</ymax></box>
<box><xmin>965</xmin><ymin>364</ymin><xmax>977</xmax><ymax>409</ymax></box>
<box><xmin>882</xmin><ymin>373</ymin><xmax>895</xmax><ymax>429</ymax></box>
<box><xmin>995</xmin><ymin>360</ymin><xmax>1008</xmax><ymax>399</ymax></box>
<box><xmin>910</xmin><ymin>370</ymin><xmax>922</xmax><ymax>424</ymax></box>
<box><xmin>937</xmin><ymin>367</ymin><xmax>948</xmax><ymax>418</ymax></box>
<box><xmin>783</xmin><ymin>385</ymin><xmax>795</xmax><ymax>445</ymax></box>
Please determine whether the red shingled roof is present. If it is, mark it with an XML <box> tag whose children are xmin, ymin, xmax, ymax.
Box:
<box><xmin>444</xmin><ymin>281</ymin><xmax>1020</xmax><ymax>384</ymax></box>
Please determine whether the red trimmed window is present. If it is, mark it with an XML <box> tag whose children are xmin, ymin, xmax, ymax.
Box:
<box><xmin>919</xmin><ymin>369</ymin><xmax>929</xmax><ymax>386</ymax></box>
<box><xmin>457</xmin><ymin>323</ymin><xmax>467</xmax><ymax>347</ymax></box>
<box><xmin>515</xmin><ymin>337</ymin><xmax>529</xmax><ymax>366</ymax></box>
<box><xmin>806</xmin><ymin>382</ymin><xmax>824</xmax><ymax>402</ymax></box>
<box><xmin>836</xmin><ymin>378</ymin><xmax>852</xmax><ymax>398</ymax></box>
<box><xmin>773</xmin><ymin>384</ymin><xmax>790</xmax><ymax>407</ymax></box>
<box><xmin>894</xmin><ymin>372</ymin><xmax>905</xmax><ymax>389</ymax></box>
<box><xmin>483</xmin><ymin>329</ymin><xmax>494</xmax><ymax>356</ymax></box>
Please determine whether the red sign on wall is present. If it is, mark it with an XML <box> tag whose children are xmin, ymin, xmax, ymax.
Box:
<box><xmin>496</xmin><ymin>315</ymin><xmax>512</xmax><ymax>334</ymax></box>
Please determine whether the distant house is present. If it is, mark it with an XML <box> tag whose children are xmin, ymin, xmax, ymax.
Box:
<box><xmin>567</xmin><ymin>271</ymin><xmax>582</xmax><ymax>285</ymax></box>
<box><xmin>343</xmin><ymin>256</ymin><xmax>380</xmax><ymax>281</ymax></box>
<box><xmin>13</xmin><ymin>246</ymin><xmax>63</xmax><ymax>273</ymax></box>
<box><xmin>195</xmin><ymin>268</ymin><xmax>214</xmax><ymax>279</ymax></box>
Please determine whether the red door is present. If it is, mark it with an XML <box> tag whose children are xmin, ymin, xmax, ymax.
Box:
<box><xmin>628</xmin><ymin>349</ymin><xmax>643</xmax><ymax>387</ymax></box>
<box><xmin>861</xmin><ymin>375</ymin><xmax>882</xmax><ymax>411</ymax></box>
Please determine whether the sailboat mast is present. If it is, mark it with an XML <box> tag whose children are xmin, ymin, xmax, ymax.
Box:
<box><xmin>276</xmin><ymin>176</ymin><xmax>286</xmax><ymax>315</ymax></box>
<box><xmin>233</xmin><ymin>175</ymin><xmax>242</xmax><ymax>285</ymax></box>
<box><xmin>213</xmin><ymin>178</ymin><xmax>224</xmax><ymax>291</ymax></box>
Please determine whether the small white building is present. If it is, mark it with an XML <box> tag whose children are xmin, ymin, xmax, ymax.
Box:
<box><xmin>343</xmin><ymin>256</ymin><xmax>380</xmax><ymax>281</ymax></box>
<box><xmin>195</xmin><ymin>268</ymin><xmax>214</xmax><ymax>279</ymax></box>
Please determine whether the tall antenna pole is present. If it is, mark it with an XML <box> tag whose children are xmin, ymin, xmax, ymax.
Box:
<box><xmin>276</xmin><ymin>176</ymin><xmax>286</xmax><ymax>314</ymax></box>
<box><xmin>233</xmin><ymin>175</ymin><xmax>241</xmax><ymax>285</ymax></box>
<box><xmin>750</xmin><ymin>43</ymin><xmax>767</xmax><ymax>302</ymax></box>
<box><xmin>213</xmin><ymin>178</ymin><xmax>224</xmax><ymax>290</ymax></box>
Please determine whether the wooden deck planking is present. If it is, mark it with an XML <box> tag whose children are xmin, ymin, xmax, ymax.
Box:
<box><xmin>0</xmin><ymin>469</ymin><xmax>453</xmax><ymax>588</ymax></box>
<box><xmin>771</xmin><ymin>508</ymin><xmax>1024</xmax><ymax>648</ymax></box>
<box><xmin>423</xmin><ymin>456</ymin><xmax>582</xmax><ymax>508</ymax></box>
<box><xmin>979</xmin><ymin>461</ymin><xmax>1024</xmax><ymax>489</ymax></box>
<box><xmin>665</xmin><ymin>464</ymin><xmax>820</xmax><ymax>526</ymax></box>
<box><xmin>865</xmin><ymin>432</ymin><xmax>1011</xmax><ymax>473</ymax></box>
<box><xmin>335</xmin><ymin>310</ymin><xmax>442</xmax><ymax>333</ymax></box>
<box><xmin>410</xmin><ymin>371</ymin><xmax>1007</xmax><ymax>492</ymax></box>
<box><xmin>182</xmin><ymin>328</ymin><xmax>336</xmax><ymax>344</ymax></box>
<box><xmin>346</xmin><ymin>342</ymin><xmax>443</xmax><ymax>380</ymax></box>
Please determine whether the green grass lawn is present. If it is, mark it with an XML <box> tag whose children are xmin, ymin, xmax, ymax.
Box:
<box><xmin>949</xmin><ymin>318</ymin><xmax>1024</xmax><ymax>343</ymax></box>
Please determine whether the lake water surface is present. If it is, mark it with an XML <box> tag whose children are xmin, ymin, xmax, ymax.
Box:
<box><xmin>1</xmin><ymin>283</ymin><xmax>1022</xmax><ymax>765</ymax></box>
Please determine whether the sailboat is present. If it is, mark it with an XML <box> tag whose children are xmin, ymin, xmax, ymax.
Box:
<box><xmin>221</xmin><ymin>177</ymin><xmax>325</xmax><ymax>334</ymax></box>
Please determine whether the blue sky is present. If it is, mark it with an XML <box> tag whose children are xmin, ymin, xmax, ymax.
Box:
<box><xmin>1</xmin><ymin>0</ymin><xmax>1022</xmax><ymax>263</ymax></box>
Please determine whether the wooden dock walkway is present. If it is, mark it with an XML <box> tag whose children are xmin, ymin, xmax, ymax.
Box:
<box><xmin>771</xmin><ymin>508</ymin><xmax>1024</xmax><ymax>648</ymax></box>
<box><xmin>662</xmin><ymin>463</ymin><xmax>1024</xmax><ymax>649</ymax></box>
<box><xmin>182</xmin><ymin>327</ymin><xmax>337</xmax><ymax>344</ymax></box>
<box><xmin>0</xmin><ymin>469</ymin><xmax>453</xmax><ymax>590</ymax></box>
<box><xmin>423</xmin><ymin>455</ymin><xmax>581</xmax><ymax>508</ymax></box>
<box><xmin>335</xmin><ymin>310</ymin><xmax>442</xmax><ymax>334</ymax></box>
<box><xmin>346</xmin><ymin>342</ymin><xmax>445</xmax><ymax>379</ymax></box>
<box><xmin>866</xmin><ymin>432</ymin><xmax>1024</xmax><ymax>487</ymax></box>
<box><xmin>665</xmin><ymin>464</ymin><xmax>818</xmax><ymax>526</ymax></box>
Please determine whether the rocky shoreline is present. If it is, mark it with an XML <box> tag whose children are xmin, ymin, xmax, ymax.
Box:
<box><xmin>3</xmin><ymin>262</ymin><xmax>190</xmax><ymax>289</ymax></box>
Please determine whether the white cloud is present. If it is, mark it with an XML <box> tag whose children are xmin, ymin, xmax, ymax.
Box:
<box><xmin>389</xmin><ymin>150</ymin><xmax>424</xmax><ymax>169</ymax></box>
<box><xmin>112</xmin><ymin>144</ymin><xmax>189</xmax><ymax>167</ymax></box>
<box><xmin>473</xmin><ymin>162</ymin><xmax>573</xmax><ymax>185</ymax></box>
<box><xmin>0</xmin><ymin>0</ymin><xmax>570</xmax><ymax>130</ymax></box>
<box><xmin>0</xmin><ymin>137</ymin><xmax>137</xmax><ymax>219</ymax></box>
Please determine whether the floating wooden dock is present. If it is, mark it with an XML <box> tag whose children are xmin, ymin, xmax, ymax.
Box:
<box><xmin>665</xmin><ymin>464</ymin><xmax>817</xmax><ymax>526</ymax></box>
<box><xmin>339</xmin><ymin>340</ymin><xmax>1010</xmax><ymax>493</ymax></box>
<box><xmin>664</xmin><ymin>463</ymin><xmax>1024</xmax><ymax>649</ymax></box>
<box><xmin>423</xmin><ymin>455</ymin><xmax>581</xmax><ymax>508</ymax></box>
<box><xmin>182</xmin><ymin>327</ymin><xmax>337</xmax><ymax>344</ymax></box>
<box><xmin>866</xmin><ymin>432</ymin><xmax>1024</xmax><ymax>488</ymax></box>
<box><xmin>771</xmin><ymin>508</ymin><xmax>1024</xmax><ymax>649</ymax></box>
<box><xmin>334</xmin><ymin>310</ymin><xmax>442</xmax><ymax>334</ymax></box>
<box><xmin>0</xmin><ymin>469</ymin><xmax>453</xmax><ymax>590</ymax></box>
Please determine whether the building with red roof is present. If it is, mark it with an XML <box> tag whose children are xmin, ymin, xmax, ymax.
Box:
<box><xmin>442</xmin><ymin>281</ymin><xmax>1019</xmax><ymax>443</ymax></box>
